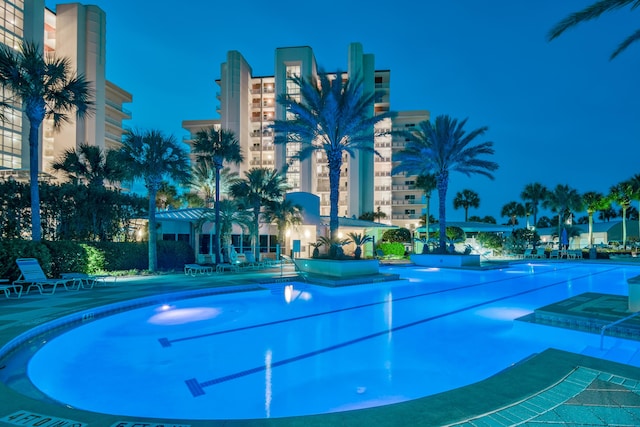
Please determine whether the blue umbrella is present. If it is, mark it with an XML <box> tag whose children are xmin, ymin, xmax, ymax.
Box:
<box><xmin>561</xmin><ymin>228</ymin><xmax>569</xmax><ymax>248</ymax></box>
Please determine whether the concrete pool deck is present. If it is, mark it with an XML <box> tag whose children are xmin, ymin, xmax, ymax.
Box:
<box><xmin>1</xmin><ymin>263</ymin><xmax>640</xmax><ymax>426</ymax></box>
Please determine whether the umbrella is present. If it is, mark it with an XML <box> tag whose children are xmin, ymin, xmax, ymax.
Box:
<box><xmin>561</xmin><ymin>228</ymin><xmax>569</xmax><ymax>249</ymax></box>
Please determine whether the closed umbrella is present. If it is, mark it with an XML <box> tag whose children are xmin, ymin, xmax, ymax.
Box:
<box><xmin>561</xmin><ymin>228</ymin><xmax>569</xmax><ymax>249</ymax></box>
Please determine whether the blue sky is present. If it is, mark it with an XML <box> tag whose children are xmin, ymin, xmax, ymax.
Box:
<box><xmin>46</xmin><ymin>1</ymin><xmax>640</xmax><ymax>223</ymax></box>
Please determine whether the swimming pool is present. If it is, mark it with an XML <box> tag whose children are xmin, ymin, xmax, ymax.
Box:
<box><xmin>10</xmin><ymin>262</ymin><xmax>640</xmax><ymax>420</ymax></box>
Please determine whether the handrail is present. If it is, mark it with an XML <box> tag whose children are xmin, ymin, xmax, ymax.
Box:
<box><xmin>600</xmin><ymin>311</ymin><xmax>640</xmax><ymax>349</ymax></box>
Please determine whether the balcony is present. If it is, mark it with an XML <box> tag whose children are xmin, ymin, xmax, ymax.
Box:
<box><xmin>392</xmin><ymin>184</ymin><xmax>415</xmax><ymax>191</ymax></box>
<box><xmin>374</xmin><ymin>200</ymin><xmax>391</xmax><ymax>206</ymax></box>
<box><xmin>392</xmin><ymin>214</ymin><xmax>421</xmax><ymax>220</ymax></box>
<box><xmin>392</xmin><ymin>199</ymin><xmax>423</xmax><ymax>205</ymax></box>
<box><xmin>374</xmin><ymin>186</ymin><xmax>391</xmax><ymax>191</ymax></box>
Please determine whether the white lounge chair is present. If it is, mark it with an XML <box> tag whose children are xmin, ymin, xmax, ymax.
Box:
<box><xmin>0</xmin><ymin>278</ymin><xmax>22</xmax><ymax>298</ymax></box>
<box><xmin>523</xmin><ymin>248</ymin><xmax>534</xmax><ymax>259</ymax></box>
<box><xmin>14</xmin><ymin>258</ymin><xmax>77</xmax><ymax>295</ymax></box>
<box><xmin>60</xmin><ymin>272</ymin><xmax>113</xmax><ymax>289</ymax></box>
<box><xmin>243</xmin><ymin>251</ymin><xmax>265</xmax><ymax>269</ymax></box>
<box><xmin>184</xmin><ymin>264</ymin><xmax>214</xmax><ymax>276</ymax></box>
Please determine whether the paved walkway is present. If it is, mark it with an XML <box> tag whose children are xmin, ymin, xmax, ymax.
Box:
<box><xmin>1</xmin><ymin>264</ymin><xmax>640</xmax><ymax>426</ymax></box>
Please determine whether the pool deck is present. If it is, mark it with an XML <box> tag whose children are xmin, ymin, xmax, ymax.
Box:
<box><xmin>1</xmin><ymin>262</ymin><xmax>640</xmax><ymax>426</ymax></box>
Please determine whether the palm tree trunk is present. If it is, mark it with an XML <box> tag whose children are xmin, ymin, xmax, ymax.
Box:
<box><xmin>623</xmin><ymin>207</ymin><xmax>627</xmax><ymax>250</ymax></box>
<box><xmin>328</xmin><ymin>151</ymin><xmax>342</xmax><ymax>240</ymax></box>
<box><xmin>437</xmin><ymin>172</ymin><xmax>448</xmax><ymax>252</ymax></box>
<box><xmin>214</xmin><ymin>164</ymin><xmax>221</xmax><ymax>264</ymax></box>
<box><xmin>588</xmin><ymin>212</ymin><xmax>594</xmax><ymax>247</ymax></box>
<box><xmin>148</xmin><ymin>188</ymin><xmax>158</xmax><ymax>272</ymax></box>
<box><xmin>253</xmin><ymin>201</ymin><xmax>260</xmax><ymax>259</ymax></box>
<box><xmin>29</xmin><ymin>121</ymin><xmax>41</xmax><ymax>241</ymax></box>
<box><xmin>425</xmin><ymin>196</ymin><xmax>430</xmax><ymax>247</ymax></box>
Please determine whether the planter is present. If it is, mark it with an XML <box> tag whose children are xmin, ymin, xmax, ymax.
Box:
<box><xmin>296</xmin><ymin>258</ymin><xmax>379</xmax><ymax>278</ymax></box>
<box><xmin>410</xmin><ymin>254</ymin><xmax>480</xmax><ymax>268</ymax></box>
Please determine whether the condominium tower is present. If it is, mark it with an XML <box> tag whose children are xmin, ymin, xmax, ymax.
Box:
<box><xmin>183</xmin><ymin>43</ymin><xmax>428</xmax><ymax>231</ymax></box>
<box><xmin>0</xmin><ymin>1</ymin><xmax>131</xmax><ymax>179</ymax></box>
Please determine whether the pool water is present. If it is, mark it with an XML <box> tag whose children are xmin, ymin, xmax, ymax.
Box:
<box><xmin>24</xmin><ymin>263</ymin><xmax>640</xmax><ymax>419</ymax></box>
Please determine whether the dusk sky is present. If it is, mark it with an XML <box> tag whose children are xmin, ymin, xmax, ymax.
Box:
<box><xmin>46</xmin><ymin>1</ymin><xmax>640</xmax><ymax>223</ymax></box>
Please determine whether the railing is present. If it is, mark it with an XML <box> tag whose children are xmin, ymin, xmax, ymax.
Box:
<box><xmin>600</xmin><ymin>311</ymin><xmax>640</xmax><ymax>349</ymax></box>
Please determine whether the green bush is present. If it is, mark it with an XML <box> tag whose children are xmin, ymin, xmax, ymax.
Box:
<box><xmin>382</xmin><ymin>228</ymin><xmax>412</xmax><ymax>243</ymax></box>
<box><xmin>0</xmin><ymin>240</ymin><xmax>52</xmax><ymax>280</ymax></box>
<box><xmin>477</xmin><ymin>232</ymin><xmax>504</xmax><ymax>250</ymax></box>
<box><xmin>378</xmin><ymin>242</ymin><xmax>405</xmax><ymax>257</ymax></box>
<box><xmin>43</xmin><ymin>240</ymin><xmax>88</xmax><ymax>277</ymax></box>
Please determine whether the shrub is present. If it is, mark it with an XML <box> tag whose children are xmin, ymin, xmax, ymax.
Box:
<box><xmin>43</xmin><ymin>240</ymin><xmax>88</xmax><ymax>277</ymax></box>
<box><xmin>382</xmin><ymin>228</ymin><xmax>412</xmax><ymax>243</ymax></box>
<box><xmin>378</xmin><ymin>242</ymin><xmax>405</xmax><ymax>257</ymax></box>
<box><xmin>477</xmin><ymin>232</ymin><xmax>504</xmax><ymax>250</ymax></box>
<box><xmin>0</xmin><ymin>240</ymin><xmax>52</xmax><ymax>280</ymax></box>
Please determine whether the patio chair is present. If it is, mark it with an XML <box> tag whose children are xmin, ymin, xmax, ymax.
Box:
<box><xmin>184</xmin><ymin>263</ymin><xmax>214</xmax><ymax>276</ymax></box>
<box><xmin>0</xmin><ymin>278</ymin><xmax>22</xmax><ymax>298</ymax></box>
<box><xmin>523</xmin><ymin>248</ymin><xmax>534</xmax><ymax>259</ymax></box>
<box><xmin>14</xmin><ymin>258</ymin><xmax>77</xmax><ymax>295</ymax></box>
<box><xmin>243</xmin><ymin>251</ymin><xmax>265</xmax><ymax>269</ymax></box>
<box><xmin>60</xmin><ymin>272</ymin><xmax>113</xmax><ymax>289</ymax></box>
<box><xmin>549</xmin><ymin>249</ymin><xmax>559</xmax><ymax>259</ymax></box>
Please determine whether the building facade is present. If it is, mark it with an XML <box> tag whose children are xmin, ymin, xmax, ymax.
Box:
<box><xmin>0</xmin><ymin>1</ymin><xmax>131</xmax><ymax>180</ymax></box>
<box><xmin>183</xmin><ymin>43</ymin><xmax>429</xmax><ymax>231</ymax></box>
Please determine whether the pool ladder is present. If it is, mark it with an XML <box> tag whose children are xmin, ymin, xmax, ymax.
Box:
<box><xmin>600</xmin><ymin>311</ymin><xmax>640</xmax><ymax>350</ymax></box>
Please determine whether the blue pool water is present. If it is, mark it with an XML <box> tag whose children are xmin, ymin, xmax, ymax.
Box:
<box><xmin>24</xmin><ymin>262</ymin><xmax>640</xmax><ymax>420</ymax></box>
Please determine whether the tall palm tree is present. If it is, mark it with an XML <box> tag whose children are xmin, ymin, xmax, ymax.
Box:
<box><xmin>52</xmin><ymin>143</ymin><xmax>123</xmax><ymax>188</ymax></box>
<box><xmin>262</xmin><ymin>198</ymin><xmax>304</xmax><ymax>254</ymax></box>
<box><xmin>229</xmin><ymin>167</ymin><xmax>289</xmax><ymax>259</ymax></box>
<box><xmin>453</xmin><ymin>189</ymin><xmax>480</xmax><ymax>222</ymax></box>
<box><xmin>543</xmin><ymin>184</ymin><xmax>583</xmax><ymax>244</ymax></box>
<box><xmin>188</xmin><ymin>162</ymin><xmax>239</xmax><ymax>208</ymax></box>
<box><xmin>118</xmin><ymin>129</ymin><xmax>190</xmax><ymax>272</ymax></box>
<box><xmin>393</xmin><ymin>115</ymin><xmax>498</xmax><ymax>252</ymax></box>
<box><xmin>197</xmin><ymin>199</ymin><xmax>251</xmax><ymax>259</ymax></box>
<box><xmin>548</xmin><ymin>0</ymin><xmax>640</xmax><ymax>60</ymax></box>
<box><xmin>271</xmin><ymin>70</ymin><xmax>393</xmax><ymax>240</ymax></box>
<box><xmin>415</xmin><ymin>173</ymin><xmax>437</xmax><ymax>238</ymax></box>
<box><xmin>627</xmin><ymin>174</ymin><xmax>640</xmax><ymax>244</ymax></box>
<box><xmin>191</xmin><ymin>127</ymin><xmax>243</xmax><ymax>264</ymax></box>
<box><xmin>609</xmin><ymin>182</ymin><xmax>635</xmax><ymax>249</ymax></box>
<box><xmin>521</xmin><ymin>182</ymin><xmax>548</xmax><ymax>229</ymax></box>
<box><xmin>583</xmin><ymin>191</ymin><xmax>610</xmax><ymax>247</ymax></box>
<box><xmin>501</xmin><ymin>201</ymin><xmax>525</xmax><ymax>228</ymax></box>
<box><xmin>0</xmin><ymin>41</ymin><xmax>93</xmax><ymax>241</ymax></box>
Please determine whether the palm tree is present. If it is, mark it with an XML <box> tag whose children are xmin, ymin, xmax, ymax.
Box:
<box><xmin>229</xmin><ymin>168</ymin><xmax>289</xmax><ymax>259</ymax></box>
<box><xmin>271</xmin><ymin>70</ymin><xmax>393</xmax><ymax>240</ymax></box>
<box><xmin>262</xmin><ymin>198</ymin><xmax>304</xmax><ymax>254</ymax></box>
<box><xmin>609</xmin><ymin>182</ymin><xmax>635</xmax><ymax>249</ymax></box>
<box><xmin>188</xmin><ymin>162</ymin><xmax>239</xmax><ymax>208</ymax></box>
<box><xmin>542</xmin><ymin>184</ymin><xmax>583</xmax><ymax>244</ymax></box>
<box><xmin>393</xmin><ymin>115</ymin><xmax>498</xmax><ymax>252</ymax></box>
<box><xmin>191</xmin><ymin>127</ymin><xmax>243</xmax><ymax>264</ymax></box>
<box><xmin>347</xmin><ymin>232</ymin><xmax>373</xmax><ymax>260</ymax></box>
<box><xmin>626</xmin><ymin>174</ymin><xmax>640</xmax><ymax>247</ymax></box>
<box><xmin>453</xmin><ymin>189</ymin><xmax>480</xmax><ymax>222</ymax></box>
<box><xmin>415</xmin><ymin>174</ymin><xmax>437</xmax><ymax>237</ymax></box>
<box><xmin>373</xmin><ymin>206</ymin><xmax>388</xmax><ymax>223</ymax></box>
<box><xmin>583</xmin><ymin>191</ymin><xmax>610</xmax><ymax>247</ymax></box>
<box><xmin>197</xmin><ymin>199</ymin><xmax>251</xmax><ymax>260</ymax></box>
<box><xmin>548</xmin><ymin>0</ymin><xmax>640</xmax><ymax>60</ymax></box>
<box><xmin>52</xmin><ymin>143</ymin><xmax>124</xmax><ymax>188</ymax></box>
<box><xmin>501</xmin><ymin>201</ymin><xmax>525</xmax><ymax>228</ymax></box>
<box><xmin>521</xmin><ymin>182</ymin><xmax>548</xmax><ymax>229</ymax></box>
<box><xmin>118</xmin><ymin>129</ymin><xmax>190</xmax><ymax>272</ymax></box>
<box><xmin>0</xmin><ymin>41</ymin><xmax>93</xmax><ymax>241</ymax></box>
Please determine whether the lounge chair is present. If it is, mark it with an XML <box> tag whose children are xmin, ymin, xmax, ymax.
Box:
<box><xmin>243</xmin><ymin>251</ymin><xmax>265</xmax><ymax>269</ymax></box>
<box><xmin>60</xmin><ymin>272</ymin><xmax>113</xmax><ymax>289</ymax></box>
<box><xmin>549</xmin><ymin>249</ymin><xmax>559</xmax><ymax>259</ymax></box>
<box><xmin>0</xmin><ymin>278</ymin><xmax>22</xmax><ymax>298</ymax></box>
<box><xmin>184</xmin><ymin>263</ymin><xmax>214</xmax><ymax>276</ymax></box>
<box><xmin>523</xmin><ymin>248</ymin><xmax>534</xmax><ymax>259</ymax></box>
<box><xmin>14</xmin><ymin>258</ymin><xmax>77</xmax><ymax>295</ymax></box>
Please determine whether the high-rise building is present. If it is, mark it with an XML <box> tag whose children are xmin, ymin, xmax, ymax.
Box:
<box><xmin>0</xmin><ymin>1</ymin><xmax>131</xmax><ymax>180</ymax></box>
<box><xmin>183</xmin><ymin>43</ymin><xmax>428</xmax><ymax>230</ymax></box>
